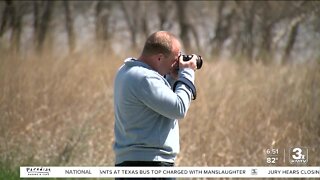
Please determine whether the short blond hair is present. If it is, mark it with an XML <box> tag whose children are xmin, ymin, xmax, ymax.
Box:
<box><xmin>141</xmin><ymin>31</ymin><xmax>177</xmax><ymax>57</ymax></box>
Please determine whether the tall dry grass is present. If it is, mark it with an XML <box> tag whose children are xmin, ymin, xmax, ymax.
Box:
<box><xmin>0</xmin><ymin>52</ymin><xmax>319</xmax><ymax>172</ymax></box>
<box><xmin>0</xmin><ymin>52</ymin><xmax>121</xmax><ymax>168</ymax></box>
<box><xmin>179</xmin><ymin>60</ymin><xmax>320</xmax><ymax>166</ymax></box>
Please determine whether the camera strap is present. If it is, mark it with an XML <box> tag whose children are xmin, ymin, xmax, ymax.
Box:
<box><xmin>173</xmin><ymin>77</ymin><xmax>197</xmax><ymax>100</ymax></box>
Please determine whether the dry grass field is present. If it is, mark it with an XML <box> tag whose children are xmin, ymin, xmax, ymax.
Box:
<box><xmin>0</xmin><ymin>52</ymin><xmax>319</xmax><ymax>177</ymax></box>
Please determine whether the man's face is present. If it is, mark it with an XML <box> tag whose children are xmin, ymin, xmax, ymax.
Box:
<box><xmin>159</xmin><ymin>40</ymin><xmax>181</xmax><ymax>75</ymax></box>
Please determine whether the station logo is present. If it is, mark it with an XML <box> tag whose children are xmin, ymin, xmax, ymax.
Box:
<box><xmin>289</xmin><ymin>147</ymin><xmax>308</xmax><ymax>165</ymax></box>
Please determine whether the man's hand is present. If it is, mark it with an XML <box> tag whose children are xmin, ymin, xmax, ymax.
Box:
<box><xmin>168</xmin><ymin>54</ymin><xmax>197</xmax><ymax>80</ymax></box>
<box><xmin>168</xmin><ymin>60</ymin><xmax>179</xmax><ymax>80</ymax></box>
<box><xmin>179</xmin><ymin>54</ymin><xmax>197</xmax><ymax>71</ymax></box>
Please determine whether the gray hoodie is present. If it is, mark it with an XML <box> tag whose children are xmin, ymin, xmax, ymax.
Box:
<box><xmin>113</xmin><ymin>58</ymin><xmax>195</xmax><ymax>164</ymax></box>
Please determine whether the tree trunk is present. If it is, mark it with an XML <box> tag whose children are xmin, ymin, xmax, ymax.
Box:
<box><xmin>36</xmin><ymin>0</ymin><xmax>54</xmax><ymax>53</ymax></box>
<box><xmin>258</xmin><ymin>24</ymin><xmax>272</xmax><ymax>64</ymax></box>
<box><xmin>10</xmin><ymin>4</ymin><xmax>22</xmax><ymax>52</ymax></box>
<box><xmin>211</xmin><ymin>1</ymin><xmax>224</xmax><ymax>58</ymax></box>
<box><xmin>158</xmin><ymin>0</ymin><xmax>172</xmax><ymax>30</ymax></box>
<box><xmin>141</xmin><ymin>2</ymin><xmax>149</xmax><ymax>39</ymax></box>
<box><xmin>33</xmin><ymin>1</ymin><xmax>39</xmax><ymax>48</ymax></box>
<box><xmin>211</xmin><ymin>1</ymin><xmax>234</xmax><ymax>59</ymax></box>
<box><xmin>95</xmin><ymin>0</ymin><xmax>112</xmax><ymax>52</ymax></box>
<box><xmin>242</xmin><ymin>2</ymin><xmax>255</xmax><ymax>63</ymax></box>
<box><xmin>282</xmin><ymin>17</ymin><xmax>303</xmax><ymax>64</ymax></box>
<box><xmin>0</xmin><ymin>1</ymin><xmax>22</xmax><ymax>52</ymax></box>
<box><xmin>0</xmin><ymin>0</ymin><xmax>14</xmax><ymax>38</ymax></box>
<box><xmin>175</xmin><ymin>1</ymin><xmax>191</xmax><ymax>52</ymax></box>
<box><xmin>257</xmin><ymin>2</ymin><xmax>273</xmax><ymax>64</ymax></box>
<box><xmin>119</xmin><ymin>1</ymin><xmax>138</xmax><ymax>50</ymax></box>
<box><xmin>64</xmin><ymin>0</ymin><xmax>76</xmax><ymax>53</ymax></box>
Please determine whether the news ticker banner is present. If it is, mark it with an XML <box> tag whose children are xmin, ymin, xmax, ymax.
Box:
<box><xmin>20</xmin><ymin>166</ymin><xmax>320</xmax><ymax>178</ymax></box>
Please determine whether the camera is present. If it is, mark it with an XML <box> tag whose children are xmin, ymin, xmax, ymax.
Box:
<box><xmin>181</xmin><ymin>54</ymin><xmax>203</xmax><ymax>69</ymax></box>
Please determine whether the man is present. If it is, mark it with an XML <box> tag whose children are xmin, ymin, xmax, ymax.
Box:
<box><xmin>113</xmin><ymin>31</ymin><xmax>197</xmax><ymax>180</ymax></box>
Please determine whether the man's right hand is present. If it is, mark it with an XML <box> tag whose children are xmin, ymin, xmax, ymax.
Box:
<box><xmin>178</xmin><ymin>54</ymin><xmax>197</xmax><ymax>71</ymax></box>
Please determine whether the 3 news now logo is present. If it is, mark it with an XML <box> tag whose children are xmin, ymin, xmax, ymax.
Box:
<box><xmin>289</xmin><ymin>147</ymin><xmax>308</xmax><ymax>165</ymax></box>
<box><xmin>26</xmin><ymin>167</ymin><xmax>51</xmax><ymax>176</ymax></box>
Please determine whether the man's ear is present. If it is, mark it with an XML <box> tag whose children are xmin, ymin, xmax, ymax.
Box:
<box><xmin>158</xmin><ymin>54</ymin><xmax>164</xmax><ymax>61</ymax></box>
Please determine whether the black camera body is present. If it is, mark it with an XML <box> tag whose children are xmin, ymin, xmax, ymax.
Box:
<box><xmin>181</xmin><ymin>54</ymin><xmax>203</xmax><ymax>69</ymax></box>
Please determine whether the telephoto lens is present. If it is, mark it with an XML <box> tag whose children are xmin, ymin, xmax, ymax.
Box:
<box><xmin>182</xmin><ymin>55</ymin><xmax>203</xmax><ymax>69</ymax></box>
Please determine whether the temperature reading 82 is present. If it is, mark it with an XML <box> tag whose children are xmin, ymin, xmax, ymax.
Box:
<box><xmin>266</xmin><ymin>157</ymin><xmax>278</xmax><ymax>164</ymax></box>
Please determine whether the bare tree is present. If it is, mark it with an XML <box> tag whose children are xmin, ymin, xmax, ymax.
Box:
<box><xmin>255</xmin><ymin>1</ymin><xmax>312</xmax><ymax>64</ymax></box>
<box><xmin>175</xmin><ymin>1</ymin><xmax>191</xmax><ymax>52</ymax></box>
<box><xmin>64</xmin><ymin>0</ymin><xmax>76</xmax><ymax>53</ymax></box>
<box><xmin>140</xmin><ymin>1</ymin><xmax>150</xmax><ymax>39</ymax></box>
<box><xmin>255</xmin><ymin>1</ymin><xmax>274</xmax><ymax>64</ymax></box>
<box><xmin>1</xmin><ymin>0</ymin><xmax>319</xmax><ymax>63</ymax></box>
<box><xmin>95</xmin><ymin>0</ymin><xmax>112</xmax><ymax>52</ymax></box>
<box><xmin>158</xmin><ymin>0</ymin><xmax>173</xmax><ymax>30</ymax></box>
<box><xmin>33</xmin><ymin>1</ymin><xmax>39</xmax><ymax>47</ymax></box>
<box><xmin>0</xmin><ymin>0</ymin><xmax>14</xmax><ymax>37</ymax></box>
<box><xmin>232</xmin><ymin>1</ymin><xmax>256</xmax><ymax>63</ymax></box>
<box><xmin>119</xmin><ymin>1</ymin><xmax>140</xmax><ymax>50</ymax></box>
<box><xmin>211</xmin><ymin>1</ymin><xmax>235</xmax><ymax>59</ymax></box>
<box><xmin>0</xmin><ymin>0</ymin><xmax>23</xmax><ymax>52</ymax></box>
<box><xmin>175</xmin><ymin>1</ymin><xmax>200</xmax><ymax>52</ymax></box>
<box><xmin>280</xmin><ymin>1</ymin><xmax>320</xmax><ymax>64</ymax></box>
<box><xmin>34</xmin><ymin>0</ymin><xmax>55</xmax><ymax>53</ymax></box>
<box><xmin>281</xmin><ymin>17</ymin><xmax>303</xmax><ymax>64</ymax></box>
